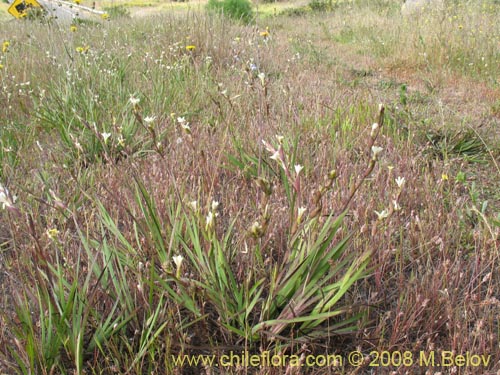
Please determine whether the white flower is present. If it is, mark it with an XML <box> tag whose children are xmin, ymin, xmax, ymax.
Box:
<box><xmin>101</xmin><ymin>132</ymin><xmax>111</xmax><ymax>144</ymax></box>
<box><xmin>297</xmin><ymin>206</ymin><xmax>307</xmax><ymax>224</ymax></box>
<box><xmin>262</xmin><ymin>139</ymin><xmax>275</xmax><ymax>153</ymax></box>
<box><xmin>374</xmin><ymin>210</ymin><xmax>389</xmax><ymax>220</ymax></box>
<box><xmin>258</xmin><ymin>72</ymin><xmax>266</xmax><ymax>85</ymax></box>
<box><xmin>71</xmin><ymin>134</ymin><xmax>83</xmax><ymax>152</ymax></box>
<box><xmin>206</xmin><ymin>211</ymin><xmax>215</xmax><ymax>230</ymax></box>
<box><xmin>177</xmin><ymin>117</ymin><xmax>191</xmax><ymax>134</ymax></box>
<box><xmin>270</xmin><ymin>150</ymin><xmax>281</xmax><ymax>162</ymax></box>
<box><xmin>250</xmin><ymin>221</ymin><xmax>263</xmax><ymax>237</ymax></box>
<box><xmin>129</xmin><ymin>96</ymin><xmax>140</xmax><ymax>105</ymax></box>
<box><xmin>173</xmin><ymin>255</ymin><xmax>184</xmax><ymax>270</ymax></box>
<box><xmin>0</xmin><ymin>184</ymin><xmax>16</xmax><ymax>209</ymax></box>
<box><xmin>371</xmin><ymin>122</ymin><xmax>379</xmax><ymax>137</ymax></box>
<box><xmin>211</xmin><ymin>200</ymin><xmax>219</xmax><ymax>211</ymax></box>
<box><xmin>276</xmin><ymin>135</ymin><xmax>284</xmax><ymax>144</ymax></box>
<box><xmin>371</xmin><ymin>146</ymin><xmax>383</xmax><ymax>158</ymax></box>
<box><xmin>395</xmin><ymin>176</ymin><xmax>405</xmax><ymax>188</ymax></box>
<box><xmin>393</xmin><ymin>200</ymin><xmax>401</xmax><ymax>211</ymax></box>
<box><xmin>144</xmin><ymin>115</ymin><xmax>156</xmax><ymax>124</ymax></box>
<box><xmin>294</xmin><ymin>164</ymin><xmax>304</xmax><ymax>176</ymax></box>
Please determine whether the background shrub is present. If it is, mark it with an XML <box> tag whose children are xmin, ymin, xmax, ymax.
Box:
<box><xmin>206</xmin><ymin>0</ymin><xmax>254</xmax><ymax>23</ymax></box>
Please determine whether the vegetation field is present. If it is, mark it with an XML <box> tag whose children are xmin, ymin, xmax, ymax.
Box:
<box><xmin>0</xmin><ymin>0</ymin><xmax>499</xmax><ymax>373</ymax></box>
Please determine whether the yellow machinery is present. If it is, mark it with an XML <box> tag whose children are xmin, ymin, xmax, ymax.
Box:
<box><xmin>7</xmin><ymin>0</ymin><xmax>107</xmax><ymax>20</ymax></box>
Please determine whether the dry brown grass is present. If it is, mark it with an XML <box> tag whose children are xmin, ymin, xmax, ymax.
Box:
<box><xmin>0</xmin><ymin>1</ymin><xmax>499</xmax><ymax>373</ymax></box>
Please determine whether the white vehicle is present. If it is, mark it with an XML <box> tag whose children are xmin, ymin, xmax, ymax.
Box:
<box><xmin>7</xmin><ymin>0</ymin><xmax>107</xmax><ymax>21</ymax></box>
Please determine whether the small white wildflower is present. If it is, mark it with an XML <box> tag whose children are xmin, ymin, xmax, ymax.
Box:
<box><xmin>177</xmin><ymin>117</ymin><xmax>191</xmax><ymax>133</ymax></box>
<box><xmin>261</xmin><ymin>139</ymin><xmax>276</xmax><ymax>154</ymax></box>
<box><xmin>395</xmin><ymin>176</ymin><xmax>405</xmax><ymax>188</ymax></box>
<box><xmin>393</xmin><ymin>200</ymin><xmax>401</xmax><ymax>211</ymax></box>
<box><xmin>482</xmin><ymin>272</ymin><xmax>491</xmax><ymax>283</ymax></box>
<box><xmin>371</xmin><ymin>146</ymin><xmax>383</xmax><ymax>158</ymax></box>
<box><xmin>173</xmin><ymin>255</ymin><xmax>184</xmax><ymax>270</ymax></box>
<box><xmin>129</xmin><ymin>96</ymin><xmax>140</xmax><ymax>105</ymax></box>
<box><xmin>297</xmin><ymin>206</ymin><xmax>307</xmax><ymax>224</ymax></box>
<box><xmin>176</xmin><ymin>137</ymin><xmax>183</xmax><ymax>145</ymax></box>
<box><xmin>206</xmin><ymin>211</ymin><xmax>215</xmax><ymax>230</ymax></box>
<box><xmin>181</xmin><ymin>123</ymin><xmax>191</xmax><ymax>134</ymax></box>
<box><xmin>144</xmin><ymin>115</ymin><xmax>156</xmax><ymax>124</ymax></box>
<box><xmin>374</xmin><ymin>210</ymin><xmax>389</xmax><ymax>220</ymax></box>
<box><xmin>250</xmin><ymin>221</ymin><xmax>263</xmax><ymax>237</ymax></box>
<box><xmin>0</xmin><ymin>184</ymin><xmax>16</xmax><ymax>210</ymax></box>
<box><xmin>276</xmin><ymin>135</ymin><xmax>284</xmax><ymax>144</ymax></box>
<box><xmin>294</xmin><ymin>164</ymin><xmax>304</xmax><ymax>176</ymax></box>
<box><xmin>74</xmin><ymin>139</ymin><xmax>83</xmax><ymax>152</ymax></box>
<box><xmin>371</xmin><ymin>122</ymin><xmax>379</xmax><ymax>137</ymax></box>
<box><xmin>257</xmin><ymin>72</ymin><xmax>266</xmax><ymax>85</ymax></box>
<box><xmin>270</xmin><ymin>150</ymin><xmax>281</xmax><ymax>162</ymax></box>
<box><xmin>101</xmin><ymin>132</ymin><xmax>111</xmax><ymax>144</ymax></box>
<box><xmin>211</xmin><ymin>200</ymin><xmax>219</xmax><ymax>211</ymax></box>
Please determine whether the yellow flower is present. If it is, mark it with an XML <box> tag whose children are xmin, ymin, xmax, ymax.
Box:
<box><xmin>74</xmin><ymin>0</ymin><xmax>81</xmax><ymax>4</ymax></box>
<box><xmin>101</xmin><ymin>13</ymin><xmax>109</xmax><ymax>20</ymax></box>
<box><xmin>46</xmin><ymin>228</ymin><xmax>60</xmax><ymax>240</ymax></box>
<box><xmin>260</xmin><ymin>30</ymin><xmax>269</xmax><ymax>38</ymax></box>
<box><xmin>70</xmin><ymin>25</ymin><xmax>77</xmax><ymax>32</ymax></box>
<box><xmin>2</xmin><ymin>41</ymin><xmax>10</xmax><ymax>53</ymax></box>
<box><xmin>185</xmin><ymin>45</ymin><xmax>196</xmax><ymax>52</ymax></box>
<box><xmin>441</xmin><ymin>173</ymin><xmax>449</xmax><ymax>181</ymax></box>
<box><xmin>76</xmin><ymin>45</ymin><xmax>89</xmax><ymax>53</ymax></box>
